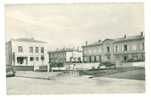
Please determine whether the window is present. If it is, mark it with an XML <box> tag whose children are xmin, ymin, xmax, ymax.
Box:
<box><xmin>41</xmin><ymin>55</ymin><xmax>45</xmax><ymax>61</ymax></box>
<box><xmin>89</xmin><ymin>56</ymin><xmax>92</xmax><ymax>62</ymax></box>
<box><xmin>35</xmin><ymin>47</ymin><xmax>39</xmax><ymax>53</ymax></box>
<box><xmin>94</xmin><ymin>56</ymin><xmax>96</xmax><ymax>62</ymax></box>
<box><xmin>36</xmin><ymin>57</ymin><xmax>39</xmax><ymax>61</ymax></box>
<box><xmin>142</xmin><ymin>42</ymin><xmax>144</xmax><ymax>50</ymax></box>
<box><xmin>83</xmin><ymin>57</ymin><xmax>87</xmax><ymax>62</ymax></box>
<box><xmin>30</xmin><ymin>57</ymin><xmax>34</xmax><ymax>61</ymax></box>
<box><xmin>99</xmin><ymin>56</ymin><xmax>102</xmax><ymax>62</ymax></box>
<box><xmin>124</xmin><ymin>56</ymin><xmax>127</xmax><ymax>62</ymax></box>
<box><xmin>141</xmin><ymin>54</ymin><xmax>145</xmax><ymax>61</ymax></box>
<box><xmin>29</xmin><ymin>47</ymin><xmax>33</xmax><ymax>53</ymax></box>
<box><xmin>115</xmin><ymin>45</ymin><xmax>118</xmax><ymax>52</ymax></box>
<box><xmin>17</xmin><ymin>57</ymin><xmax>24</xmax><ymax>64</ymax></box>
<box><xmin>124</xmin><ymin>44</ymin><xmax>127</xmax><ymax>51</ymax></box>
<box><xmin>78</xmin><ymin>57</ymin><xmax>81</xmax><ymax>63</ymax></box>
<box><xmin>70</xmin><ymin>57</ymin><xmax>73</xmax><ymax>62</ymax></box>
<box><xmin>91</xmin><ymin>56</ymin><xmax>95</xmax><ymax>62</ymax></box>
<box><xmin>41</xmin><ymin>47</ymin><xmax>44</xmax><ymax>53</ymax></box>
<box><xmin>107</xmin><ymin>46</ymin><xmax>110</xmax><ymax>52</ymax></box>
<box><xmin>18</xmin><ymin>46</ymin><xmax>23</xmax><ymax>52</ymax></box>
<box><xmin>96</xmin><ymin>56</ymin><xmax>100</xmax><ymax>62</ymax></box>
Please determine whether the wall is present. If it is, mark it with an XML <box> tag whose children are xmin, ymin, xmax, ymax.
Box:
<box><xmin>6</xmin><ymin>41</ymin><xmax>12</xmax><ymax>66</ymax></box>
<box><xmin>64</xmin><ymin>63</ymin><xmax>100</xmax><ymax>70</ymax></box>
<box><xmin>11</xmin><ymin>40</ymin><xmax>48</xmax><ymax>70</ymax></box>
<box><xmin>66</xmin><ymin>51</ymin><xmax>82</xmax><ymax>62</ymax></box>
<box><xmin>113</xmin><ymin>38</ymin><xmax>145</xmax><ymax>62</ymax></box>
<box><xmin>116</xmin><ymin>61</ymin><xmax>145</xmax><ymax>68</ymax></box>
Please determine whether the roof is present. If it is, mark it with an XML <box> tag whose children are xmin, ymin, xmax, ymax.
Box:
<box><xmin>82</xmin><ymin>33</ymin><xmax>144</xmax><ymax>47</ymax></box>
<box><xmin>48</xmin><ymin>49</ymin><xmax>81</xmax><ymax>54</ymax></box>
<box><xmin>102</xmin><ymin>39</ymin><xmax>114</xmax><ymax>42</ymax></box>
<box><xmin>114</xmin><ymin>35</ymin><xmax>144</xmax><ymax>43</ymax></box>
<box><xmin>82</xmin><ymin>39</ymin><xmax>113</xmax><ymax>48</ymax></box>
<box><xmin>82</xmin><ymin>41</ymin><xmax>102</xmax><ymax>48</ymax></box>
<box><xmin>12</xmin><ymin>38</ymin><xmax>47</xmax><ymax>43</ymax></box>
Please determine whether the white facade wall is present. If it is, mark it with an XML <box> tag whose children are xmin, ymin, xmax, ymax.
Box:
<box><xmin>66</xmin><ymin>51</ymin><xmax>82</xmax><ymax>62</ymax></box>
<box><xmin>11</xmin><ymin>40</ymin><xmax>48</xmax><ymax>70</ymax></box>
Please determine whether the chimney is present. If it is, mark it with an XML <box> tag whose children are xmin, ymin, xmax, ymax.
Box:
<box><xmin>141</xmin><ymin>32</ymin><xmax>143</xmax><ymax>36</ymax></box>
<box><xmin>98</xmin><ymin>40</ymin><xmax>101</xmax><ymax>43</ymax></box>
<box><xmin>124</xmin><ymin>34</ymin><xmax>126</xmax><ymax>38</ymax></box>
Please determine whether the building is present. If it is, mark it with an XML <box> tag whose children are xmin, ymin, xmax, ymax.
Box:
<box><xmin>82</xmin><ymin>32</ymin><xmax>145</xmax><ymax>64</ymax></box>
<box><xmin>113</xmin><ymin>32</ymin><xmax>145</xmax><ymax>63</ymax></box>
<box><xmin>82</xmin><ymin>40</ymin><xmax>102</xmax><ymax>63</ymax></box>
<box><xmin>6</xmin><ymin>38</ymin><xmax>49</xmax><ymax>71</ymax></box>
<box><xmin>82</xmin><ymin>39</ymin><xmax>114</xmax><ymax>63</ymax></box>
<box><xmin>48</xmin><ymin>48</ymin><xmax>82</xmax><ymax>68</ymax></box>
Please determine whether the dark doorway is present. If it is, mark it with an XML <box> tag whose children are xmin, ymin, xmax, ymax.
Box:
<box><xmin>17</xmin><ymin>57</ymin><xmax>25</xmax><ymax>64</ymax></box>
<box><xmin>124</xmin><ymin>44</ymin><xmax>127</xmax><ymax>51</ymax></box>
<box><xmin>89</xmin><ymin>56</ymin><xmax>92</xmax><ymax>63</ymax></box>
<box><xmin>99</xmin><ymin>56</ymin><xmax>102</xmax><ymax>62</ymax></box>
<box><xmin>124</xmin><ymin>56</ymin><xmax>127</xmax><ymax>62</ymax></box>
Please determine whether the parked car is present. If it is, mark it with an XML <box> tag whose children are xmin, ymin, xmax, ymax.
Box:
<box><xmin>6</xmin><ymin>65</ymin><xmax>16</xmax><ymax>77</ymax></box>
<box><xmin>98</xmin><ymin>62</ymin><xmax>116</xmax><ymax>69</ymax></box>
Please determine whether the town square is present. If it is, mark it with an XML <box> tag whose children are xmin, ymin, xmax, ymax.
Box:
<box><xmin>5</xmin><ymin>3</ymin><xmax>145</xmax><ymax>94</ymax></box>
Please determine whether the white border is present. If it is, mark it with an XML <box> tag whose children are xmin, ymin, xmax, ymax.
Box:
<box><xmin>1</xmin><ymin>0</ymin><xmax>151</xmax><ymax>100</ymax></box>
<box><xmin>4</xmin><ymin>0</ymin><xmax>145</xmax><ymax>4</ymax></box>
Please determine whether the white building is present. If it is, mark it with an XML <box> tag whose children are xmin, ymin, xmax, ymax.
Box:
<box><xmin>6</xmin><ymin>38</ymin><xmax>49</xmax><ymax>71</ymax></box>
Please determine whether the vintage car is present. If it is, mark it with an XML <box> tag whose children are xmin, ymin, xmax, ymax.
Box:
<box><xmin>6</xmin><ymin>65</ymin><xmax>16</xmax><ymax>77</ymax></box>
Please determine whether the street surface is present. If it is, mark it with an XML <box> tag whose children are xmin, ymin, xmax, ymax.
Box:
<box><xmin>7</xmin><ymin>69</ymin><xmax>145</xmax><ymax>94</ymax></box>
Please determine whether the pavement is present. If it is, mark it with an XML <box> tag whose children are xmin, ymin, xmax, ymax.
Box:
<box><xmin>15</xmin><ymin>71</ymin><xmax>64</xmax><ymax>80</ymax></box>
<box><xmin>7</xmin><ymin>69</ymin><xmax>145</xmax><ymax>94</ymax></box>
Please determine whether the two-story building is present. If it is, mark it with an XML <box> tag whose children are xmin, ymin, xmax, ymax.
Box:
<box><xmin>6</xmin><ymin>38</ymin><xmax>49</xmax><ymax>71</ymax></box>
<box><xmin>82</xmin><ymin>32</ymin><xmax>145</xmax><ymax>64</ymax></box>
<box><xmin>82</xmin><ymin>39</ymin><xmax>114</xmax><ymax>63</ymax></box>
<box><xmin>113</xmin><ymin>32</ymin><xmax>145</xmax><ymax>63</ymax></box>
<box><xmin>82</xmin><ymin>40</ymin><xmax>102</xmax><ymax>63</ymax></box>
<box><xmin>48</xmin><ymin>48</ymin><xmax>82</xmax><ymax>68</ymax></box>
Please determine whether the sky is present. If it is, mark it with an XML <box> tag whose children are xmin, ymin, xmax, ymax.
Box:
<box><xmin>5</xmin><ymin>3</ymin><xmax>144</xmax><ymax>51</ymax></box>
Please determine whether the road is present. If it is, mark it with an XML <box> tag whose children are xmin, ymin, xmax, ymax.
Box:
<box><xmin>7</xmin><ymin>73</ymin><xmax>145</xmax><ymax>94</ymax></box>
<box><xmin>104</xmin><ymin>68</ymin><xmax>145</xmax><ymax>80</ymax></box>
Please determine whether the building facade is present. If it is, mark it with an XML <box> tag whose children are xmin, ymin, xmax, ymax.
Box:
<box><xmin>82</xmin><ymin>41</ymin><xmax>102</xmax><ymax>63</ymax></box>
<box><xmin>82</xmin><ymin>39</ymin><xmax>114</xmax><ymax>63</ymax></box>
<box><xmin>113</xmin><ymin>33</ymin><xmax>145</xmax><ymax>63</ymax></box>
<box><xmin>48</xmin><ymin>49</ymin><xmax>82</xmax><ymax>67</ymax></box>
<box><xmin>82</xmin><ymin>32</ymin><xmax>145</xmax><ymax>64</ymax></box>
<box><xmin>6</xmin><ymin>38</ymin><xmax>48</xmax><ymax>71</ymax></box>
